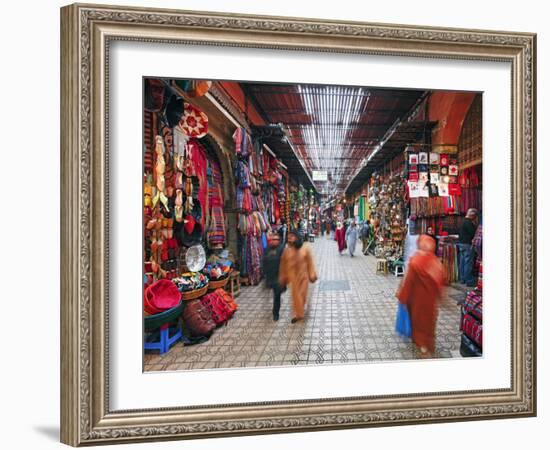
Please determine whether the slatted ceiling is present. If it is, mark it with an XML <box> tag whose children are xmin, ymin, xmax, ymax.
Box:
<box><xmin>241</xmin><ymin>82</ymin><xmax>427</xmax><ymax>195</ymax></box>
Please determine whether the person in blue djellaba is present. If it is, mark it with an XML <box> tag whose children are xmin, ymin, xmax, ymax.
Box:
<box><xmin>262</xmin><ymin>231</ymin><xmax>286</xmax><ymax>321</ymax></box>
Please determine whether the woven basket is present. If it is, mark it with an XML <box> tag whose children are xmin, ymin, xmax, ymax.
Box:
<box><xmin>207</xmin><ymin>276</ymin><xmax>229</xmax><ymax>290</ymax></box>
<box><xmin>181</xmin><ymin>284</ymin><xmax>208</xmax><ymax>301</ymax></box>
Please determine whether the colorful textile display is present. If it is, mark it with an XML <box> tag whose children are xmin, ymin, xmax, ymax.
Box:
<box><xmin>233</xmin><ymin>127</ymin><xmax>252</xmax><ymax>158</ymax></box>
<box><xmin>437</xmin><ymin>238</ymin><xmax>459</xmax><ymax>284</ymax></box>
<box><xmin>457</xmin><ymin>188</ymin><xmax>482</xmax><ymax>215</ymax></box>
<box><xmin>207</xmin><ymin>159</ymin><xmax>224</xmax><ymax>207</ymax></box>
<box><xmin>200</xmin><ymin>289</ymin><xmax>238</xmax><ymax>325</ymax></box>
<box><xmin>410</xmin><ymin>196</ymin><xmax>462</xmax><ymax>218</ymax></box>
<box><xmin>202</xmin><ymin>261</ymin><xmax>232</xmax><ymax>280</ymax></box>
<box><xmin>207</xmin><ymin>206</ymin><xmax>226</xmax><ymax>249</ymax></box>
<box><xmin>206</xmin><ymin>158</ymin><xmax>226</xmax><ymax>248</ymax></box>
<box><xmin>238</xmin><ymin>233</ymin><xmax>263</xmax><ymax>285</ymax></box>
<box><xmin>462</xmin><ymin>311</ymin><xmax>482</xmax><ymax>349</ymax></box>
<box><xmin>412</xmin><ymin>216</ymin><xmax>465</xmax><ymax>236</ymax></box>
<box><xmin>460</xmin><ymin>223</ymin><xmax>483</xmax><ymax>353</ymax></box>
<box><xmin>464</xmin><ymin>288</ymin><xmax>483</xmax><ymax>321</ymax></box>
<box><xmin>233</xmin><ymin>128</ymin><xmax>266</xmax><ymax>285</ymax></box>
<box><xmin>172</xmin><ymin>272</ymin><xmax>209</xmax><ymax>292</ymax></box>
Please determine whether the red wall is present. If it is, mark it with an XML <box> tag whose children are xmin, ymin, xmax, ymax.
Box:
<box><xmin>428</xmin><ymin>92</ymin><xmax>476</xmax><ymax>146</ymax></box>
<box><xmin>218</xmin><ymin>82</ymin><xmax>267</xmax><ymax>126</ymax></box>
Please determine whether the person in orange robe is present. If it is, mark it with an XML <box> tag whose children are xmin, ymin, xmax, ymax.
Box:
<box><xmin>279</xmin><ymin>230</ymin><xmax>318</xmax><ymax>323</ymax></box>
<box><xmin>396</xmin><ymin>234</ymin><xmax>446</xmax><ymax>358</ymax></box>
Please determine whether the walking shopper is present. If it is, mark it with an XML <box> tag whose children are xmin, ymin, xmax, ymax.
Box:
<box><xmin>457</xmin><ymin>208</ymin><xmax>479</xmax><ymax>286</ymax></box>
<box><xmin>345</xmin><ymin>220</ymin><xmax>359</xmax><ymax>257</ymax></box>
<box><xmin>335</xmin><ymin>222</ymin><xmax>346</xmax><ymax>255</ymax></box>
<box><xmin>360</xmin><ymin>220</ymin><xmax>371</xmax><ymax>255</ymax></box>
<box><xmin>396</xmin><ymin>235</ymin><xmax>446</xmax><ymax>358</ymax></box>
<box><xmin>331</xmin><ymin>220</ymin><xmax>336</xmax><ymax>239</ymax></box>
<box><xmin>262</xmin><ymin>232</ymin><xmax>285</xmax><ymax>321</ymax></box>
<box><xmin>279</xmin><ymin>230</ymin><xmax>318</xmax><ymax>323</ymax></box>
<box><xmin>325</xmin><ymin>218</ymin><xmax>331</xmax><ymax>237</ymax></box>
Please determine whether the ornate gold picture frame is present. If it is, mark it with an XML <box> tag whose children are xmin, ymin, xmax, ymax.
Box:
<box><xmin>60</xmin><ymin>3</ymin><xmax>536</xmax><ymax>446</ymax></box>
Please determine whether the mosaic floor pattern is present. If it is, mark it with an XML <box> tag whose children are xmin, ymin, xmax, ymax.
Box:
<box><xmin>144</xmin><ymin>235</ymin><xmax>465</xmax><ymax>372</ymax></box>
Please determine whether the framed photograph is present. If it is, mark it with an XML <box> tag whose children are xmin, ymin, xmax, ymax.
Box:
<box><xmin>60</xmin><ymin>3</ymin><xmax>536</xmax><ymax>446</ymax></box>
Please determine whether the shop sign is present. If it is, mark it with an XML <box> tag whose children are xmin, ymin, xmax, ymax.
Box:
<box><xmin>312</xmin><ymin>170</ymin><xmax>328</xmax><ymax>181</ymax></box>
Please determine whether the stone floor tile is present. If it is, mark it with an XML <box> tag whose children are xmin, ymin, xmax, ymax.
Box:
<box><xmin>145</xmin><ymin>238</ymin><xmax>463</xmax><ymax>371</ymax></box>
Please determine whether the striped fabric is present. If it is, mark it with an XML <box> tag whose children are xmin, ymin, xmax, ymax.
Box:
<box><xmin>207</xmin><ymin>206</ymin><xmax>226</xmax><ymax>248</ymax></box>
<box><xmin>463</xmin><ymin>289</ymin><xmax>482</xmax><ymax>320</ymax></box>
<box><xmin>143</xmin><ymin>110</ymin><xmax>154</xmax><ymax>172</ymax></box>
<box><xmin>462</xmin><ymin>314</ymin><xmax>482</xmax><ymax>349</ymax></box>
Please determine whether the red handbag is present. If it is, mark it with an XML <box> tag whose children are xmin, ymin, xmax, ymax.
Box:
<box><xmin>182</xmin><ymin>300</ymin><xmax>216</xmax><ymax>337</ymax></box>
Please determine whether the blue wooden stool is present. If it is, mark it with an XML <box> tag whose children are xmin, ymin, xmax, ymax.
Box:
<box><xmin>144</xmin><ymin>325</ymin><xmax>183</xmax><ymax>354</ymax></box>
<box><xmin>144</xmin><ymin>301</ymin><xmax>184</xmax><ymax>354</ymax></box>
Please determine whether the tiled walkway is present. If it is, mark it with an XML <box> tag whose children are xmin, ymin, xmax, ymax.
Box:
<box><xmin>145</xmin><ymin>236</ymin><xmax>465</xmax><ymax>372</ymax></box>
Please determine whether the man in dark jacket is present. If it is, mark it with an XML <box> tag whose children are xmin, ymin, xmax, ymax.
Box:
<box><xmin>361</xmin><ymin>220</ymin><xmax>371</xmax><ymax>255</ymax></box>
<box><xmin>262</xmin><ymin>232</ymin><xmax>285</xmax><ymax>321</ymax></box>
<box><xmin>457</xmin><ymin>208</ymin><xmax>479</xmax><ymax>286</ymax></box>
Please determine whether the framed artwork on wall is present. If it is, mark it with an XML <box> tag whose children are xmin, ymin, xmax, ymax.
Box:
<box><xmin>60</xmin><ymin>3</ymin><xmax>536</xmax><ymax>446</ymax></box>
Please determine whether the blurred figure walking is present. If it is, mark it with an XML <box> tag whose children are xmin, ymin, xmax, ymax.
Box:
<box><xmin>345</xmin><ymin>220</ymin><xmax>359</xmax><ymax>257</ymax></box>
<box><xmin>335</xmin><ymin>222</ymin><xmax>346</xmax><ymax>255</ymax></box>
<box><xmin>396</xmin><ymin>235</ymin><xmax>446</xmax><ymax>358</ymax></box>
<box><xmin>360</xmin><ymin>220</ymin><xmax>371</xmax><ymax>255</ymax></box>
<box><xmin>279</xmin><ymin>230</ymin><xmax>318</xmax><ymax>323</ymax></box>
<box><xmin>262</xmin><ymin>232</ymin><xmax>285</xmax><ymax>321</ymax></box>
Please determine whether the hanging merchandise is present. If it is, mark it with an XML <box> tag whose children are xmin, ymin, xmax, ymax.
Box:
<box><xmin>233</xmin><ymin>128</ymin><xmax>266</xmax><ymax>285</ymax></box>
<box><xmin>206</xmin><ymin>158</ymin><xmax>226</xmax><ymax>249</ymax></box>
<box><xmin>369</xmin><ymin>171</ymin><xmax>407</xmax><ymax>258</ymax></box>
<box><xmin>233</xmin><ymin>127</ymin><xmax>252</xmax><ymax>158</ymax></box>
<box><xmin>437</xmin><ymin>236</ymin><xmax>459</xmax><ymax>284</ymax></box>
<box><xmin>461</xmin><ymin>226</ymin><xmax>483</xmax><ymax>356</ymax></box>
<box><xmin>177</xmin><ymin>103</ymin><xmax>209</xmax><ymax>138</ymax></box>
<box><xmin>144</xmin><ymin>79</ymin><xmax>166</xmax><ymax>113</ymax></box>
<box><xmin>429</xmin><ymin>152</ymin><xmax>440</xmax><ymax>165</ymax></box>
<box><xmin>152</xmin><ymin>136</ymin><xmax>169</xmax><ymax>213</ymax></box>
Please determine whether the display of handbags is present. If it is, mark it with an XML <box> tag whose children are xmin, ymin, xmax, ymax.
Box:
<box><xmin>182</xmin><ymin>300</ymin><xmax>216</xmax><ymax>337</ymax></box>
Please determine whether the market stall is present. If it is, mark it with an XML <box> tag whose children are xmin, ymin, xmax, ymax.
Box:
<box><xmin>143</xmin><ymin>78</ymin><xmax>240</xmax><ymax>353</ymax></box>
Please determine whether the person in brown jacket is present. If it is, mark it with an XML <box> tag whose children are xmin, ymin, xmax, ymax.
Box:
<box><xmin>279</xmin><ymin>230</ymin><xmax>318</xmax><ymax>323</ymax></box>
